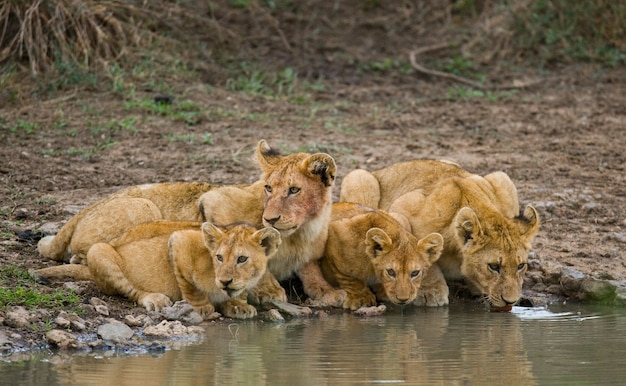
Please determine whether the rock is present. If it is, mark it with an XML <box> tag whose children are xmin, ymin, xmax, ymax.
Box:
<box><xmin>269</xmin><ymin>301</ymin><xmax>312</xmax><ymax>317</ymax></box>
<box><xmin>38</xmin><ymin>222</ymin><xmax>63</xmax><ymax>235</ymax></box>
<box><xmin>46</xmin><ymin>329</ymin><xmax>86</xmax><ymax>350</ymax></box>
<box><xmin>90</xmin><ymin>297</ymin><xmax>110</xmax><ymax>316</ymax></box>
<box><xmin>559</xmin><ymin>266</ymin><xmax>585</xmax><ymax>294</ymax></box>
<box><xmin>124</xmin><ymin>314</ymin><xmax>145</xmax><ymax>327</ymax></box>
<box><xmin>4</xmin><ymin>307</ymin><xmax>35</xmax><ymax>329</ymax></box>
<box><xmin>580</xmin><ymin>278</ymin><xmax>616</xmax><ymax>303</ymax></box>
<box><xmin>97</xmin><ymin>322</ymin><xmax>135</xmax><ymax>344</ymax></box>
<box><xmin>610</xmin><ymin>280</ymin><xmax>626</xmax><ymax>306</ymax></box>
<box><xmin>143</xmin><ymin>320</ymin><xmax>205</xmax><ymax>338</ymax></box>
<box><xmin>0</xmin><ymin>330</ymin><xmax>15</xmax><ymax>352</ymax></box>
<box><xmin>161</xmin><ymin>301</ymin><xmax>203</xmax><ymax>325</ymax></box>
<box><xmin>55</xmin><ymin>311</ymin><xmax>87</xmax><ymax>331</ymax></box>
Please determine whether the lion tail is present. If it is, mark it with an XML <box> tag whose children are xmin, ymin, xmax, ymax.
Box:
<box><xmin>32</xmin><ymin>264</ymin><xmax>92</xmax><ymax>281</ymax></box>
<box><xmin>37</xmin><ymin>211</ymin><xmax>83</xmax><ymax>262</ymax></box>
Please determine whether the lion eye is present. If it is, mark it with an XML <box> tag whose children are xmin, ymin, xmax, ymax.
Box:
<box><xmin>488</xmin><ymin>263</ymin><xmax>500</xmax><ymax>273</ymax></box>
<box><xmin>410</xmin><ymin>270</ymin><xmax>421</xmax><ymax>279</ymax></box>
<box><xmin>386</xmin><ymin>269</ymin><xmax>396</xmax><ymax>278</ymax></box>
<box><xmin>264</xmin><ymin>185</ymin><xmax>272</xmax><ymax>194</ymax></box>
<box><xmin>288</xmin><ymin>186</ymin><xmax>301</xmax><ymax>195</ymax></box>
<box><xmin>237</xmin><ymin>256</ymin><xmax>248</xmax><ymax>264</ymax></box>
<box><xmin>215</xmin><ymin>254</ymin><xmax>223</xmax><ymax>263</ymax></box>
<box><xmin>517</xmin><ymin>263</ymin><xmax>527</xmax><ymax>271</ymax></box>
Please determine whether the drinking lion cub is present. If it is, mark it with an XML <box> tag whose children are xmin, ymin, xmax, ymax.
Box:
<box><xmin>37</xmin><ymin>221</ymin><xmax>280</xmax><ymax>319</ymax></box>
<box><xmin>340</xmin><ymin>160</ymin><xmax>540</xmax><ymax>310</ymax></box>
<box><xmin>320</xmin><ymin>203</ymin><xmax>444</xmax><ymax>310</ymax></box>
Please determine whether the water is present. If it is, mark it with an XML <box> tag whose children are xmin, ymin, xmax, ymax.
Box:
<box><xmin>3</xmin><ymin>303</ymin><xmax>626</xmax><ymax>385</ymax></box>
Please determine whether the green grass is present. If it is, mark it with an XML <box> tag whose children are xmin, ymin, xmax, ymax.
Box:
<box><xmin>0</xmin><ymin>266</ymin><xmax>81</xmax><ymax>310</ymax></box>
<box><xmin>124</xmin><ymin>98</ymin><xmax>203</xmax><ymax>126</ymax></box>
<box><xmin>511</xmin><ymin>0</ymin><xmax>626</xmax><ymax>66</ymax></box>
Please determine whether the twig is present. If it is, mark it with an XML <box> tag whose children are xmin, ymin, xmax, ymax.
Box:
<box><xmin>409</xmin><ymin>43</ymin><xmax>543</xmax><ymax>90</ymax></box>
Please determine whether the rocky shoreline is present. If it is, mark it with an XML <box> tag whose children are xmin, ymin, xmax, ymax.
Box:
<box><xmin>2</xmin><ymin>257</ymin><xmax>625</xmax><ymax>358</ymax></box>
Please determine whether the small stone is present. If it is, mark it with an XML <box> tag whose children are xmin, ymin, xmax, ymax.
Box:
<box><xmin>97</xmin><ymin>322</ymin><xmax>135</xmax><ymax>344</ymax></box>
<box><xmin>94</xmin><ymin>305</ymin><xmax>110</xmax><ymax>316</ymax></box>
<box><xmin>4</xmin><ymin>307</ymin><xmax>34</xmax><ymax>329</ymax></box>
<box><xmin>46</xmin><ymin>329</ymin><xmax>85</xmax><ymax>349</ymax></box>
<box><xmin>124</xmin><ymin>315</ymin><xmax>144</xmax><ymax>327</ymax></box>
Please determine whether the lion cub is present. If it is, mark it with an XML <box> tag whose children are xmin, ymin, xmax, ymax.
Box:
<box><xmin>320</xmin><ymin>203</ymin><xmax>444</xmax><ymax>310</ymax></box>
<box><xmin>37</xmin><ymin>221</ymin><xmax>280</xmax><ymax>319</ymax></box>
<box><xmin>340</xmin><ymin>160</ymin><xmax>540</xmax><ymax>310</ymax></box>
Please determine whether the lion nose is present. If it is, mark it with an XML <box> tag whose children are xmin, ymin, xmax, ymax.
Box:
<box><xmin>264</xmin><ymin>216</ymin><xmax>280</xmax><ymax>226</ymax></box>
<box><xmin>501</xmin><ymin>295</ymin><xmax>517</xmax><ymax>305</ymax></box>
<box><xmin>220</xmin><ymin>279</ymin><xmax>233</xmax><ymax>288</ymax></box>
<box><xmin>396</xmin><ymin>296</ymin><xmax>410</xmax><ymax>304</ymax></box>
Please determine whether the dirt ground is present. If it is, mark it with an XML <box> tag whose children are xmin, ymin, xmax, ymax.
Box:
<box><xmin>0</xmin><ymin>1</ymin><xmax>625</xmax><ymax>352</ymax></box>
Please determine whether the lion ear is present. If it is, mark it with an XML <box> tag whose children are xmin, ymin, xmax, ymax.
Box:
<box><xmin>454</xmin><ymin>207</ymin><xmax>483</xmax><ymax>246</ymax></box>
<box><xmin>253</xmin><ymin>227</ymin><xmax>282</xmax><ymax>258</ymax></box>
<box><xmin>255</xmin><ymin>139</ymin><xmax>281</xmax><ymax>172</ymax></box>
<box><xmin>519</xmin><ymin>204</ymin><xmax>540</xmax><ymax>240</ymax></box>
<box><xmin>417</xmin><ymin>232</ymin><xmax>444</xmax><ymax>264</ymax></box>
<box><xmin>302</xmin><ymin>153</ymin><xmax>336</xmax><ymax>187</ymax></box>
<box><xmin>365</xmin><ymin>227</ymin><xmax>393</xmax><ymax>259</ymax></box>
<box><xmin>201</xmin><ymin>222</ymin><xmax>224</xmax><ymax>251</ymax></box>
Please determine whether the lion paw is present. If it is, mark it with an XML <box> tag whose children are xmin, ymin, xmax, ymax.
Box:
<box><xmin>139</xmin><ymin>293</ymin><xmax>173</xmax><ymax>312</ymax></box>
<box><xmin>248</xmin><ymin>283</ymin><xmax>287</xmax><ymax>305</ymax></box>
<box><xmin>307</xmin><ymin>288</ymin><xmax>347</xmax><ymax>308</ymax></box>
<box><xmin>194</xmin><ymin>304</ymin><xmax>217</xmax><ymax>319</ymax></box>
<box><xmin>412</xmin><ymin>284</ymin><xmax>449</xmax><ymax>307</ymax></box>
<box><xmin>221</xmin><ymin>300</ymin><xmax>257</xmax><ymax>319</ymax></box>
<box><xmin>344</xmin><ymin>292</ymin><xmax>377</xmax><ymax>310</ymax></box>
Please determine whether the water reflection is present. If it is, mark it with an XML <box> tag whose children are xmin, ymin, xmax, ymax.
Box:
<box><xmin>3</xmin><ymin>304</ymin><xmax>626</xmax><ymax>385</ymax></box>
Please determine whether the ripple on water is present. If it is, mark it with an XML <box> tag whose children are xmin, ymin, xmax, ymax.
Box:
<box><xmin>511</xmin><ymin>305</ymin><xmax>604</xmax><ymax>321</ymax></box>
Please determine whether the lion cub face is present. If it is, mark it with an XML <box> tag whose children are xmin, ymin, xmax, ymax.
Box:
<box><xmin>256</xmin><ymin>140</ymin><xmax>335</xmax><ymax>237</ymax></box>
<box><xmin>455</xmin><ymin>206</ymin><xmax>540</xmax><ymax>309</ymax></box>
<box><xmin>366</xmin><ymin>229</ymin><xmax>444</xmax><ymax>305</ymax></box>
<box><xmin>202</xmin><ymin>222</ymin><xmax>281</xmax><ymax>298</ymax></box>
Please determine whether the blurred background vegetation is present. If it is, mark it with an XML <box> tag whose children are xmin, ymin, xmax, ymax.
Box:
<box><xmin>0</xmin><ymin>0</ymin><xmax>624</xmax><ymax>101</ymax></box>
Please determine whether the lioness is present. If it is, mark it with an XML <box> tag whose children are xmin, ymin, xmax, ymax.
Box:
<box><xmin>36</xmin><ymin>221</ymin><xmax>281</xmax><ymax>319</ymax></box>
<box><xmin>320</xmin><ymin>202</ymin><xmax>444</xmax><ymax>310</ymax></box>
<box><xmin>37</xmin><ymin>140</ymin><xmax>343</xmax><ymax>306</ymax></box>
<box><xmin>340</xmin><ymin>160</ymin><xmax>540</xmax><ymax>310</ymax></box>
<box><xmin>36</xmin><ymin>181</ymin><xmax>227</xmax><ymax>264</ymax></box>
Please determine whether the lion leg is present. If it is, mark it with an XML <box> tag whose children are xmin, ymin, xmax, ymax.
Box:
<box><xmin>484</xmin><ymin>171</ymin><xmax>520</xmax><ymax>218</ymax></box>
<box><xmin>247</xmin><ymin>270</ymin><xmax>287</xmax><ymax>305</ymax></box>
<box><xmin>339</xmin><ymin>169</ymin><xmax>381</xmax><ymax>208</ymax></box>
<box><xmin>174</xmin><ymin>270</ymin><xmax>217</xmax><ymax>319</ymax></box>
<box><xmin>297</xmin><ymin>260</ymin><xmax>346</xmax><ymax>307</ymax></box>
<box><xmin>220</xmin><ymin>294</ymin><xmax>257</xmax><ymax>319</ymax></box>
<box><xmin>412</xmin><ymin>264</ymin><xmax>449</xmax><ymax>307</ymax></box>
<box><xmin>333</xmin><ymin>272</ymin><xmax>377</xmax><ymax>310</ymax></box>
<box><xmin>87</xmin><ymin>243</ymin><xmax>172</xmax><ymax>311</ymax></box>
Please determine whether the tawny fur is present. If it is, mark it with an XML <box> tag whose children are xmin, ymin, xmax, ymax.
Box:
<box><xmin>320</xmin><ymin>202</ymin><xmax>444</xmax><ymax>310</ymax></box>
<box><xmin>37</xmin><ymin>221</ymin><xmax>281</xmax><ymax>319</ymax></box>
<box><xmin>340</xmin><ymin>160</ymin><xmax>540</xmax><ymax>308</ymax></box>
<box><xmin>190</xmin><ymin>140</ymin><xmax>344</xmax><ymax>306</ymax></box>
<box><xmin>37</xmin><ymin>182</ymin><xmax>221</xmax><ymax>264</ymax></box>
